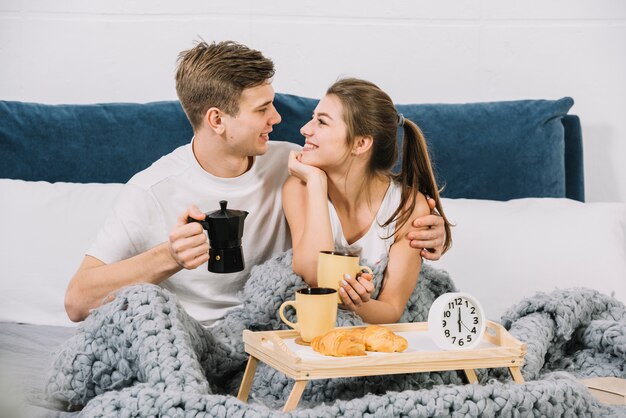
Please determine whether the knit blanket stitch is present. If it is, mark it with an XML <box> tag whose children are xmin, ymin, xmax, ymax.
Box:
<box><xmin>46</xmin><ymin>251</ymin><xmax>626</xmax><ymax>417</ymax></box>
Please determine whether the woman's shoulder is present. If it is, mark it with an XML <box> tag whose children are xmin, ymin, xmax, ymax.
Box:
<box><xmin>410</xmin><ymin>189</ymin><xmax>430</xmax><ymax>217</ymax></box>
<box><xmin>389</xmin><ymin>181</ymin><xmax>429</xmax><ymax>211</ymax></box>
<box><xmin>393</xmin><ymin>184</ymin><xmax>430</xmax><ymax>235</ymax></box>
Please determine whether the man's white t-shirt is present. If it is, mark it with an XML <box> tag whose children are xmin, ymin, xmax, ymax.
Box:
<box><xmin>88</xmin><ymin>139</ymin><xmax>301</xmax><ymax>326</ymax></box>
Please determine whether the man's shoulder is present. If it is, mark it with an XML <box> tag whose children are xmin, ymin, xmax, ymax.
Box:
<box><xmin>251</xmin><ymin>141</ymin><xmax>300</xmax><ymax>180</ymax></box>
<box><xmin>268</xmin><ymin>140</ymin><xmax>301</xmax><ymax>156</ymax></box>
<box><xmin>128</xmin><ymin>143</ymin><xmax>191</xmax><ymax>189</ymax></box>
<box><xmin>256</xmin><ymin>141</ymin><xmax>299</xmax><ymax>172</ymax></box>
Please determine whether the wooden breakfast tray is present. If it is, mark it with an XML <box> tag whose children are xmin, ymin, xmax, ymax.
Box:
<box><xmin>237</xmin><ymin>320</ymin><xmax>527</xmax><ymax>412</ymax></box>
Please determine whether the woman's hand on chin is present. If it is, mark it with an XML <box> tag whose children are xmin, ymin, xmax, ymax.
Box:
<box><xmin>288</xmin><ymin>150</ymin><xmax>326</xmax><ymax>185</ymax></box>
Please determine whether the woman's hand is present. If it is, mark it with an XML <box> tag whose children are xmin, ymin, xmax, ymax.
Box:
<box><xmin>287</xmin><ymin>150</ymin><xmax>326</xmax><ymax>185</ymax></box>
<box><xmin>338</xmin><ymin>272</ymin><xmax>375</xmax><ymax>311</ymax></box>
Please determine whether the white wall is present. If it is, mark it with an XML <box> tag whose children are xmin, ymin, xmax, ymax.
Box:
<box><xmin>1</xmin><ymin>0</ymin><xmax>625</xmax><ymax>202</ymax></box>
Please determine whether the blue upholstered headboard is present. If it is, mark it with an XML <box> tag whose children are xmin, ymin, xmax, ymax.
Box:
<box><xmin>0</xmin><ymin>95</ymin><xmax>583</xmax><ymax>201</ymax></box>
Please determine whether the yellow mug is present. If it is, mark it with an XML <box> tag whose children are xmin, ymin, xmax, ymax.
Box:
<box><xmin>278</xmin><ymin>287</ymin><xmax>338</xmax><ymax>343</ymax></box>
<box><xmin>317</xmin><ymin>251</ymin><xmax>374</xmax><ymax>303</ymax></box>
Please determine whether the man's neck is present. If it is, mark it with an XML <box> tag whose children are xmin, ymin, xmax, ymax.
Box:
<box><xmin>192</xmin><ymin>134</ymin><xmax>253</xmax><ymax>178</ymax></box>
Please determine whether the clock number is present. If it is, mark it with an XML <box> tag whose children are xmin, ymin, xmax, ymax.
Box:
<box><xmin>458</xmin><ymin>338</ymin><xmax>464</xmax><ymax>346</ymax></box>
<box><xmin>473</xmin><ymin>317</ymin><xmax>479</xmax><ymax>324</ymax></box>
<box><xmin>444</xmin><ymin>310</ymin><xmax>451</xmax><ymax>318</ymax></box>
<box><xmin>442</xmin><ymin>320</ymin><xmax>447</xmax><ymax>327</ymax></box>
<box><xmin>445</xmin><ymin>330</ymin><xmax>450</xmax><ymax>337</ymax></box>
<box><xmin>449</xmin><ymin>299</ymin><xmax>463</xmax><ymax>308</ymax></box>
<box><xmin>470</xmin><ymin>307</ymin><xmax>476</xmax><ymax>314</ymax></box>
<box><xmin>451</xmin><ymin>337</ymin><xmax>456</xmax><ymax>344</ymax></box>
<box><xmin>471</xmin><ymin>327</ymin><xmax>477</xmax><ymax>334</ymax></box>
<box><xmin>467</xmin><ymin>335</ymin><xmax>472</xmax><ymax>342</ymax></box>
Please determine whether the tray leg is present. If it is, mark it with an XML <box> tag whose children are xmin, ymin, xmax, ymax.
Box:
<box><xmin>509</xmin><ymin>366</ymin><xmax>524</xmax><ymax>383</ymax></box>
<box><xmin>464</xmin><ymin>369</ymin><xmax>478</xmax><ymax>384</ymax></box>
<box><xmin>283</xmin><ymin>380</ymin><xmax>308</xmax><ymax>412</ymax></box>
<box><xmin>237</xmin><ymin>356</ymin><xmax>259</xmax><ymax>403</ymax></box>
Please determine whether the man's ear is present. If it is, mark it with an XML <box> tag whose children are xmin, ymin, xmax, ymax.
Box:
<box><xmin>352</xmin><ymin>135</ymin><xmax>374</xmax><ymax>156</ymax></box>
<box><xmin>206</xmin><ymin>107</ymin><xmax>225</xmax><ymax>134</ymax></box>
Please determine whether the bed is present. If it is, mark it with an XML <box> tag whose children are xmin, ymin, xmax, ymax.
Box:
<box><xmin>1</xmin><ymin>94</ymin><xmax>625</xmax><ymax>417</ymax></box>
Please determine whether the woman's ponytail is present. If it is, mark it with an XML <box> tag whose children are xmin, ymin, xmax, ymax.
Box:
<box><xmin>386</xmin><ymin>118</ymin><xmax>452</xmax><ymax>254</ymax></box>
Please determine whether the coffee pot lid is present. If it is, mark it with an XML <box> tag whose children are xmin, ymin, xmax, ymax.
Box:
<box><xmin>206</xmin><ymin>200</ymin><xmax>248</xmax><ymax>220</ymax></box>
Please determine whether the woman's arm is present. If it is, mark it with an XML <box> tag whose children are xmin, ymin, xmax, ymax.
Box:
<box><xmin>282</xmin><ymin>151</ymin><xmax>335</xmax><ymax>286</ymax></box>
<box><xmin>352</xmin><ymin>192</ymin><xmax>431</xmax><ymax>323</ymax></box>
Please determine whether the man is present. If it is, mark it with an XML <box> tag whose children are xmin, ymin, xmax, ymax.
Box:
<box><xmin>64</xmin><ymin>41</ymin><xmax>446</xmax><ymax>326</ymax></box>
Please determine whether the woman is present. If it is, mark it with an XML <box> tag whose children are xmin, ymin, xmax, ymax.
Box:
<box><xmin>282</xmin><ymin>78</ymin><xmax>452</xmax><ymax>324</ymax></box>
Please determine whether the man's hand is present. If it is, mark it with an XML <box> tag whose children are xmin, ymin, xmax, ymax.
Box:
<box><xmin>168</xmin><ymin>205</ymin><xmax>210</xmax><ymax>269</ymax></box>
<box><xmin>407</xmin><ymin>197</ymin><xmax>446</xmax><ymax>261</ymax></box>
<box><xmin>339</xmin><ymin>272</ymin><xmax>375</xmax><ymax>311</ymax></box>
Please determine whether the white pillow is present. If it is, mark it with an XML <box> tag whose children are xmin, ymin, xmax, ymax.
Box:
<box><xmin>433</xmin><ymin>198</ymin><xmax>626</xmax><ymax>321</ymax></box>
<box><xmin>0</xmin><ymin>179</ymin><xmax>123</xmax><ymax>326</ymax></box>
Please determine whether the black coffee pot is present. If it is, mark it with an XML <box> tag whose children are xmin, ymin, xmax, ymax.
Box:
<box><xmin>188</xmin><ymin>200</ymin><xmax>248</xmax><ymax>273</ymax></box>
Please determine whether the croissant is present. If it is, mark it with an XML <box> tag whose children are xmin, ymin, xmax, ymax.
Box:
<box><xmin>310</xmin><ymin>329</ymin><xmax>366</xmax><ymax>357</ymax></box>
<box><xmin>358</xmin><ymin>325</ymin><xmax>408</xmax><ymax>353</ymax></box>
<box><xmin>311</xmin><ymin>326</ymin><xmax>408</xmax><ymax>357</ymax></box>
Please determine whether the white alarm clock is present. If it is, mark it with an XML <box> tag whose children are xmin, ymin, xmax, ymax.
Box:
<box><xmin>428</xmin><ymin>292</ymin><xmax>486</xmax><ymax>350</ymax></box>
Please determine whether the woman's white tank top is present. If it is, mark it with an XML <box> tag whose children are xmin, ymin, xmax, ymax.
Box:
<box><xmin>327</xmin><ymin>180</ymin><xmax>401</xmax><ymax>268</ymax></box>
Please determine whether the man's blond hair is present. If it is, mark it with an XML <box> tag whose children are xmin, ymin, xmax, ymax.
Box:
<box><xmin>175</xmin><ymin>40</ymin><xmax>275</xmax><ymax>130</ymax></box>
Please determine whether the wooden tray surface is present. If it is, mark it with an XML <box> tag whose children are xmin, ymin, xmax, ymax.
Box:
<box><xmin>243</xmin><ymin>321</ymin><xmax>526</xmax><ymax>380</ymax></box>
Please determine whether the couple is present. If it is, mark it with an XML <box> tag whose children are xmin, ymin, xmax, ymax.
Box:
<box><xmin>64</xmin><ymin>40</ymin><xmax>451</xmax><ymax>327</ymax></box>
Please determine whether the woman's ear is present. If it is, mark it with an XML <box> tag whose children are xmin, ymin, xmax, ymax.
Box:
<box><xmin>205</xmin><ymin>107</ymin><xmax>225</xmax><ymax>134</ymax></box>
<box><xmin>352</xmin><ymin>135</ymin><xmax>374</xmax><ymax>156</ymax></box>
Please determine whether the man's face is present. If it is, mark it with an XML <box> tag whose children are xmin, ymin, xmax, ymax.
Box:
<box><xmin>221</xmin><ymin>83</ymin><xmax>282</xmax><ymax>157</ymax></box>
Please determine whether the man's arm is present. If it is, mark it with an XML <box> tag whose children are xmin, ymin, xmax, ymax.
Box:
<box><xmin>64</xmin><ymin>205</ymin><xmax>209</xmax><ymax>322</ymax></box>
<box><xmin>406</xmin><ymin>197</ymin><xmax>447</xmax><ymax>261</ymax></box>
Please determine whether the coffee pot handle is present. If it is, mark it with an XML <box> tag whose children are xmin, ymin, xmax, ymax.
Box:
<box><xmin>187</xmin><ymin>216</ymin><xmax>209</xmax><ymax>230</ymax></box>
<box><xmin>278</xmin><ymin>301</ymin><xmax>299</xmax><ymax>331</ymax></box>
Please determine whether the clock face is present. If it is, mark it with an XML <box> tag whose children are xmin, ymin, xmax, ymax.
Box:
<box><xmin>428</xmin><ymin>292</ymin><xmax>486</xmax><ymax>350</ymax></box>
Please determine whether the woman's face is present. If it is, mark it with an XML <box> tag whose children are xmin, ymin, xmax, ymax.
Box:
<box><xmin>299</xmin><ymin>94</ymin><xmax>351</xmax><ymax>169</ymax></box>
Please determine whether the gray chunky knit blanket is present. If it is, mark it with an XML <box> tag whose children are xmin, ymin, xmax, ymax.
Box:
<box><xmin>46</xmin><ymin>251</ymin><xmax>626</xmax><ymax>417</ymax></box>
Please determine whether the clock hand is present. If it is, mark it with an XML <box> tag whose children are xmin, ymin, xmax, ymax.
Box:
<box><xmin>458</xmin><ymin>307</ymin><xmax>461</xmax><ymax>333</ymax></box>
<box><xmin>460</xmin><ymin>320</ymin><xmax>472</xmax><ymax>333</ymax></box>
